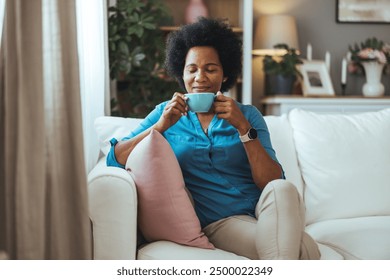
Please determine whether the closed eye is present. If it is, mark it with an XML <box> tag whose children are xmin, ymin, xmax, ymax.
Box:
<box><xmin>185</xmin><ymin>66</ymin><xmax>197</xmax><ymax>73</ymax></box>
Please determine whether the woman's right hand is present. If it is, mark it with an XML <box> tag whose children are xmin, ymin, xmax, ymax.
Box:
<box><xmin>154</xmin><ymin>92</ymin><xmax>188</xmax><ymax>133</ymax></box>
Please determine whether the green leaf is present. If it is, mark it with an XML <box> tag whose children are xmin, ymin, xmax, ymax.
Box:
<box><xmin>119</xmin><ymin>60</ymin><xmax>131</xmax><ymax>73</ymax></box>
<box><xmin>127</xmin><ymin>1</ymin><xmax>145</xmax><ymax>13</ymax></box>
<box><xmin>127</xmin><ymin>26</ymin><xmax>137</xmax><ymax>35</ymax></box>
<box><xmin>142</xmin><ymin>16</ymin><xmax>155</xmax><ymax>23</ymax></box>
<box><xmin>133</xmin><ymin>13</ymin><xmax>140</xmax><ymax>22</ymax></box>
<box><xmin>110</xmin><ymin>42</ymin><xmax>116</xmax><ymax>51</ymax></box>
<box><xmin>113</xmin><ymin>34</ymin><xmax>121</xmax><ymax>41</ymax></box>
<box><xmin>108</xmin><ymin>23</ymin><xmax>117</xmax><ymax>36</ymax></box>
<box><xmin>118</xmin><ymin>41</ymin><xmax>129</xmax><ymax>56</ymax></box>
<box><xmin>134</xmin><ymin>53</ymin><xmax>145</xmax><ymax>60</ymax></box>
<box><xmin>117</xmin><ymin>0</ymin><xmax>128</xmax><ymax>12</ymax></box>
<box><xmin>131</xmin><ymin>46</ymin><xmax>143</xmax><ymax>55</ymax></box>
<box><xmin>133</xmin><ymin>53</ymin><xmax>146</xmax><ymax>66</ymax></box>
<box><xmin>143</xmin><ymin>23</ymin><xmax>156</xmax><ymax>30</ymax></box>
<box><xmin>134</xmin><ymin>27</ymin><xmax>144</xmax><ymax>38</ymax></box>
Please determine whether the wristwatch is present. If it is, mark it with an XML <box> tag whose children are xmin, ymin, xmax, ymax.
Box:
<box><xmin>239</xmin><ymin>127</ymin><xmax>258</xmax><ymax>143</ymax></box>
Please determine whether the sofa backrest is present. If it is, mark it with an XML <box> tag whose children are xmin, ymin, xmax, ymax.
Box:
<box><xmin>95</xmin><ymin>116</ymin><xmax>143</xmax><ymax>156</ymax></box>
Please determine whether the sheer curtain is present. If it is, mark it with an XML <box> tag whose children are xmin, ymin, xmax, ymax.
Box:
<box><xmin>0</xmin><ymin>0</ymin><xmax>92</xmax><ymax>259</ymax></box>
<box><xmin>76</xmin><ymin>0</ymin><xmax>109</xmax><ymax>173</ymax></box>
<box><xmin>0</xmin><ymin>0</ymin><xmax>4</xmax><ymax>43</ymax></box>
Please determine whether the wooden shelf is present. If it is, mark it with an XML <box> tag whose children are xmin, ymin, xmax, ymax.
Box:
<box><xmin>260</xmin><ymin>95</ymin><xmax>390</xmax><ymax>115</ymax></box>
<box><xmin>162</xmin><ymin>0</ymin><xmax>243</xmax><ymax>27</ymax></box>
<box><xmin>159</xmin><ymin>26</ymin><xmax>243</xmax><ymax>33</ymax></box>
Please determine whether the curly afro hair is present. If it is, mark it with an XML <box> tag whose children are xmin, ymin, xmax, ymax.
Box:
<box><xmin>164</xmin><ymin>17</ymin><xmax>242</xmax><ymax>92</ymax></box>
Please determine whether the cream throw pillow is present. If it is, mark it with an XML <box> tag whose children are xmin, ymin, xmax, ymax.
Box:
<box><xmin>289</xmin><ymin>108</ymin><xmax>390</xmax><ymax>225</ymax></box>
<box><xmin>94</xmin><ymin>116</ymin><xmax>142</xmax><ymax>155</ymax></box>
<box><xmin>125</xmin><ymin>129</ymin><xmax>214</xmax><ymax>249</ymax></box>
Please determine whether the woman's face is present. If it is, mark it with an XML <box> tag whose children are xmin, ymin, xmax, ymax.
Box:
<box><xmin>183</xmin><ymin>46</ymin><xmax>226</xmax><ymax>94</ymax></box>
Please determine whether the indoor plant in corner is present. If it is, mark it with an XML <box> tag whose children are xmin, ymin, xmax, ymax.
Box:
<box><xmin>108</xmin><ymin>0</ymin><xmax>180</xmax><ymax>117</ymax></box>
<box><xmin>263</xmin><ymin>44</ymin><xmax>303</xmax><ymax>95</ymax></box>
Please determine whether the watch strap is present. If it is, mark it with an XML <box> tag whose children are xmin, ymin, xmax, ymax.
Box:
<box><xmin>239</xmin><ymin>133</ymin><xmax>251</xmax><ymax>143</ymax></box>
<box><xmin>239</xmin><ymin>128</ymin><xmax>256</xmax><ymax>143</ymax></box>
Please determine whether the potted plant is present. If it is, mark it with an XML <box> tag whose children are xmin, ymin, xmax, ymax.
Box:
<box><xmin>108</xmin><ymin>0</ymin><xmax>180</xmax><ymax>117</ymax></box>
<box><xmin>262</xmin><ymin>43</ymin><xmax>303</xmax><ymax>95</ymax></box>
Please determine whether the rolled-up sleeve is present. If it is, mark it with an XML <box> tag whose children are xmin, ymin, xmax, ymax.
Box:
<box><xmin>106</xmin><ymin>138</ymin><xmax>125</xmax><ymax>168</ymax></box>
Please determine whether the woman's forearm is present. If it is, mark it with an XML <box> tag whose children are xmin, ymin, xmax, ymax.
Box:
<box><xmin>114</xmin><ymin>122</ymin><xmax>167</xmax><ymax>166</ymax></box>
<box><xmin>242</xmin><ymin>140</ymin><xmax>282</xmax><ymax>190</ymax></box>
<box><xmin>114</xmin><ymin>129</ymin><xmax>151</xmax><ymax>166</ymax></box>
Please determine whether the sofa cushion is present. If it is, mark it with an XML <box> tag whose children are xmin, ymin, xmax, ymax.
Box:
<box><xmin>306</xmin><ymin>216</ymin><xmax>390</xmax><ymax>260</ymax></box>
<box><xmin>94</xmin><ymin>116</ymin><xmax>142</xmax><ymax>155</ymax></box>
<box><xmin>289</xmin><ymin>108</ymin><xmax>390</xmax><ymax>224</ymax></box>
<box><xmin>316</xmin><ymin>243</ymin><xmax>344</xmax><ymax>260</ymax></box>
<box><xmin>265</xmin><ymin>115</ymin><xmax>304</xmax><ymax>196</ymax></box>
<box><xmin>138</xmin><ymin>240</ymin><xmax>247</xmax><ymax>260</ymax></box>
<box><xmin>125</xmin><ymin>129</ymin><xmax>214</xmax><ymax>249</ymax></box>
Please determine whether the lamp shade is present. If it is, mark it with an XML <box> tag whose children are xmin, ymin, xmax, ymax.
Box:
<box><xmin>253</xmin><ymin>15</ymin><xmax>299</xmax><ymax>56</ymax></box>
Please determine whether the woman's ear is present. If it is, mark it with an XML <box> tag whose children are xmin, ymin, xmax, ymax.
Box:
<box><xmin>223</xmin><ymin>77</ymin><xmax>227</xmax><ymax>82</ymax></box>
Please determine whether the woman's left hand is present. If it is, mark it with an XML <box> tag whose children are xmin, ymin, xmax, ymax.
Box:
<box><xmin>214</xmin><ymin>91</ymin><xmax>250</xmax><ymax>134</ymax></box>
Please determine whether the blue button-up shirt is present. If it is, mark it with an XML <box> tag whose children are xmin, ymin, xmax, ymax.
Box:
<box><xmin>107</xmin><ymin>101</ymin><xmax>283</xmax><ymax>227</ymax></box>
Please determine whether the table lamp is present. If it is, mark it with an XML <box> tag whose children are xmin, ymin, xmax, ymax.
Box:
<box><xmin>252</xmin><ymin>14</ymin><xmax>299</xmax><ymax>56</ymax></box>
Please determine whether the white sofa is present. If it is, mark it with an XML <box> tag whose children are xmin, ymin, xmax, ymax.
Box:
<box><xmin>88</xmin><ymin>108</ymin><xmax>390</xmax><ymax>260</ymax></box>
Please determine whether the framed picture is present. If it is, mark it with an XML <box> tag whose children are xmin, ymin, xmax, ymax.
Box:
<box><xmin>298</xmin><ymin>60</ymin><xmax>335</xmax><ymax>97</ymax></box>
<box><xmin>337</xmin><ymin>0</ymin><xmax>390</xmax><ymax>23</ymax></box>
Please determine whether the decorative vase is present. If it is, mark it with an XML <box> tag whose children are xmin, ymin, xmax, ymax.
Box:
<box><xmin>361</xmin><ymin>61</ymin><xmax>385</xmax><ymax>97</ymax></box>
<box><xmin>185</xmin><ymin>0</ymin><xmax>208</xmax><ymax>24</ymax></box>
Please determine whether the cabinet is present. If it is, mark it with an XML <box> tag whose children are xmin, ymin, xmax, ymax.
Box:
<box><xmin>260</xmin><ymin>96</ymin><xmax>390</xmax><ymax>116</ymax></box>
<box><xmin>160</xmin><ymin>0</ymin><xmax>253</xmax><ymax>104</ymax></box>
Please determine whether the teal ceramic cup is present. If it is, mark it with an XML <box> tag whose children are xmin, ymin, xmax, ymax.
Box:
<box><xmin>184</xmin><ymin>92</ymin><xmax>215</xmax><ymax>112</ymax></box>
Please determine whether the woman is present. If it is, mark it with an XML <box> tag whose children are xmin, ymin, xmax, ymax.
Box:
<box><xmin>107</xmin><ymin>18</ymin><xmax>320</xmax><ymax>260</ymax></box>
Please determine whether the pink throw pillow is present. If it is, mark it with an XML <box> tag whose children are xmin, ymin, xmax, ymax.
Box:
<box><xmin>125</xmin><ymin>129</ymin><xmax>214</xmax><ymax>249</ymax></box>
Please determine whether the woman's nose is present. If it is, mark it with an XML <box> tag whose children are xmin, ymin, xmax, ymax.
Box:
<box><xmin>195</xmin><ymin>70</ymin><xmax>206</xmax><ymax>81</ymax></box>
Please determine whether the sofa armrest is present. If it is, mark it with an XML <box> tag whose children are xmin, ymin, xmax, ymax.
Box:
<box><xmin>88</xmin><ymin>157</ymin><xmax>138</xmax><ymax>260</ymax></box>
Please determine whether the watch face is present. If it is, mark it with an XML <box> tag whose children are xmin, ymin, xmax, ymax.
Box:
<box><xmin>249</xmin><ymin>128</ymin><xmax>257</xmax><ymax>139</ymax></box>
